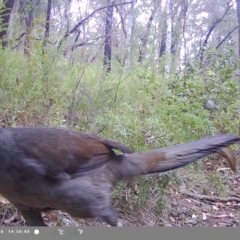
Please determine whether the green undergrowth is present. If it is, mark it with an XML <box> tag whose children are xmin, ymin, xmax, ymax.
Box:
<box><xmin>0</xmin><ymin>46</ymin><xmax>240</xmax><ymax>220</ymax></box>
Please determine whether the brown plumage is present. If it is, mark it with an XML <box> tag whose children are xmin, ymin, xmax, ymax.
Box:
<box><xmin>0</xmin><ymin>127</ymin><xmax>239</xmax><ymax>226</ymax></box>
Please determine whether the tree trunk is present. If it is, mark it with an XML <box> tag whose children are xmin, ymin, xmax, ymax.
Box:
<box><xmin>236</xmin><ymin>0</ymin><xmax>240</xmax><ymax>59</ymax></box>
<box><xmin>138</xmin><ymin>0</ymin><xmax>160</xmax><ymax>63</ymax></box>
<box><xmin>0</xmin><ymin>0</ymin><xmax>15</xmax><ymax>48</ymax></box>
<box><xmin>198</xmin><ymin>1</ymin><xmax>232</xmax><ymax>63</ymax></box>
<box><xmin>103</xmin><ymin>0</ymin><xmax>114</xmax><ymax>73</ymax></box>
<box><xmin>172</xmin><ymin>0</ymin><xmax>188</xmax><ymax>72</ymax></box>
<box><xmin>24</xmin><ymin>9</ymin><xmax>33</xmax><ymax>57</ymax></box>
<box><xmin>165</xmin><ymin>0</ymin><xmax>172</xmax><ymax>76</ymax></box>
<box><xmin>126</xmin><ymin>2</ymin><xmax>135</xmax><ymax>69</ymax></box>
<box><xmin>42</xmin><ymin>0</ymin><xmax>52</xmax><ymax>54</ymax></box>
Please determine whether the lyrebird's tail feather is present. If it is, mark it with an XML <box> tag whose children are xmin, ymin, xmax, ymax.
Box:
<box><xmin>217</xmin><ymin>147</ymin><xmax>236</xmax><ymax>173</ymax></box>
<box><xmin>116</xmin><ymin>134</ymin><xmax>240</xmax><ymax>179</ymax></box>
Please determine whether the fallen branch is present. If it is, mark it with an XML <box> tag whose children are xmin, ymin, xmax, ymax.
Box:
<box><xmin>181</xmin><ymin>192</ymin><xmax>240</xmax><ymax>203</ymax></box>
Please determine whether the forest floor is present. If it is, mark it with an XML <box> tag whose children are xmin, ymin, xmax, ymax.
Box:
<box><xmin>0</xmin><ymin>153</ymin><xmax>240</xmax><ymax>227</ymax></box>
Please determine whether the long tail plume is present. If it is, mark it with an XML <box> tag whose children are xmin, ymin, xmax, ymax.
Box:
<box><xmin>113</xmin><ymin>134</ymin><xmax>240</xmax><ymax>179</ymax></box>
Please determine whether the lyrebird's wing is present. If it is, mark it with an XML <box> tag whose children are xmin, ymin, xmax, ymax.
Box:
<box><xmin>0</xmin><ymin>127</ymin><xmax>133</xmax><ymax>181</ymax></box>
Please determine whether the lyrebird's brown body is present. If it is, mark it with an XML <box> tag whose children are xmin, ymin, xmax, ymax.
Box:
<box><xmin>0</xmin><ymin>127</ymin><xmax>239</xmax><ymax>226</ymax></box>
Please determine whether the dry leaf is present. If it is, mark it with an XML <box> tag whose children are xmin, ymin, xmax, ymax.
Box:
<box><xmin>217</xmin><ymin>167</ymin><xmax>229</xmax><ymax>172</ymax></box>
<box><xmin>202</xmin><ymin>212</ymin><xmax>207</xmax><ymax>221</ymax></box>
<box><xmin>192</xmin><ymin>206</ymin><xmax>200</xmax><ymax>211</ymax></box>
<box><xmin>133</xmin><ymin>184</ymin><xmax>140</xmax><ymax>194</ymax></box>
<box><xmin>46</xmin><ymin>212</ymin><xmax>58</xmax><ymax>222</ymax></box>
<box><xmin>229</xmin><ymin>213</ymin><xmax>234</xmax><ymax>218</ymax></box>
<box><xmin>214</xmin><ymin>214</ymin><xmax>228</xmax><ymax>219</ymax></box>
<box><xmin>202</xmin><ymin>189</ymin><xmax>208</xmax><ymax>195</ymax></box>
<box><xmin>0</xmin><ymin>195</ymin><xmax>9</xmax><ymax>204</ymax></box>
<box><xmin>192</xmin><ymin>214</ymin><xmax>197</xmax><ymax>219</ymax></box>
<box><xmin>216</xmin><ymin>202</ymin><xmax>225</xmax><ymax>208</ymax></box>
<box><xmin>185</xmin><ymin>199</ymin><xmax>192</xmax><ymax>203</ymax></box>
<box><xmin>4</xmin><ymin>214</ymin><xmax>16</xmax><ymax>224</ymax></box>
<box><xmin>212</xmin><ymin>206</ymin><xmax>218</xmax><ymax>211</ymax></box>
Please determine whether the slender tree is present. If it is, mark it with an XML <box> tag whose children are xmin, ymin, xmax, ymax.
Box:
<box><xmin>42</xmin><ymin>0</ymin><xmax>52</xmax><ymax>54</ymax></box>
<box><xmin>236</xmin><ymin>0</ymin><xmax>240</xmax><ymax>58</ymax></box>
<box><xmin>138</xmin><ymin>0</ymin><xmax>160</xmax><ymax>63</ymax></box>
<box><xmin>0</xmin><ymin>0</ymin><xmax>15</xmax><ymax>48</ymax></box>
<box><xmin>103</xmin><ymin>0</ymin><xmax>115</xmax><ymax>73</ymax></box>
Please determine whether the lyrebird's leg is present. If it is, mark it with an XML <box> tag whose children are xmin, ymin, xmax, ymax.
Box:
<box><xmin>17</xmin><ymin>206</ymin><xmax>45</xmax><ymax>226</ymax></box>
